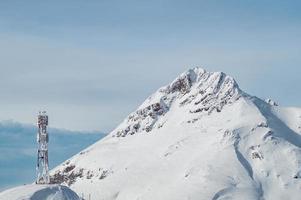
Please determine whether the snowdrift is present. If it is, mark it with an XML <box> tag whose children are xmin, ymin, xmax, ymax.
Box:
<box><xmin>0</xmin><ymin>184</ymin><xmax>80</xmax><ymax>200</ymax></box>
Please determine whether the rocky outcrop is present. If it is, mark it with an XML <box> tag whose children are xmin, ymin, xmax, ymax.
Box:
<box><xmin>113</xmin><ymin>67</ymin><xmax>242</xmax><ymax>137</ymax></box>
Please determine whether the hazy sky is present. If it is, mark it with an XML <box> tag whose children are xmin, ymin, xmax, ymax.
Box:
<box><xmin>0</xmin><ymin>0</ymin><xmax>300</xmax><ymax>132</ymax></box>
<box><xmin>0</xmin><ymin>120</ymin><xmax>103</xmax><ymax>190</ymax></box>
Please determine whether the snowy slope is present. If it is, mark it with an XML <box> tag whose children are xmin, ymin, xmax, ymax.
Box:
<box><xmin>0</xmin><ymin>184</ymin><xmax>80</xmax><ymax>200</ymax></box>
<box><xmin>50</xmin><ymin>67</ymin><xmax>301</xmax><ymax>200</ymax></box>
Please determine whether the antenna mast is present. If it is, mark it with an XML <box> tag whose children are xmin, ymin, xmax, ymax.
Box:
<box><xmin>36</xmin><ymin>111</ymin><xmax>49</xmax><ymax>184</ymax></box>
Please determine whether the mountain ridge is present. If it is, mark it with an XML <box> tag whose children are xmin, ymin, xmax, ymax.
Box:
<box><xmin>49</xmin><ymin>67</ymin><xmax>301</xmax><ymax>200</ymax></box>
<box><xmin>112</xmin><ymin>67</ymin><xmax>243</xmax><ymax>137</ymax></box>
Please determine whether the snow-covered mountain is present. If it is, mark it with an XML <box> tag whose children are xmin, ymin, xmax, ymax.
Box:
<box><xmin>50</xmin><ymin>67</ymin><xmax>301</xmax><ymax>200</ymax></box>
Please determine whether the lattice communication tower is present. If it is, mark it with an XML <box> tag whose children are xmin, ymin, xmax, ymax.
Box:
<box><xmin>36</xmin><ymin>111</ymin><xmax>49</xmax><ymax>184</ymax></box>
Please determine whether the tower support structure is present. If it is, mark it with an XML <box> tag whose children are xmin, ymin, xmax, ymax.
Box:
<box><xmin>36</xmin><ymin>111</ymin><xmax>49</xmax><ymax>184</ymax></box>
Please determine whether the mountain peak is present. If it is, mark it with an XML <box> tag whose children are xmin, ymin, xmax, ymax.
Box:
<box><xmin>167</xmin><ymin>67</ymin><xmax>240</xmax><ymax>95</ymax></box>
<box><xmin>113</xmin><ymin>67</ymin><xmax>242</xmax><ymax>137</ymax></box>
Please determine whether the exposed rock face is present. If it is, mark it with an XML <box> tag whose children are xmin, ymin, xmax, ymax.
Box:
<box><xmin>50</xmin><ymin>164</ymin><xmax>83</xmax><ymax>186</ymax></box>
<box><xmin>51</xmin><ymin>160</ymin><xmax>113</xmax><ymax>187</ymax></box>
<box><xmin>266</xmin><ymin>98</ymin><xmax>278</xmax><ymax>106</ymax></box>
<box><xmin>112</xmin><ymin>68</ymin><xmax>242</xmax><ymax>137</ymax></box>
<box><xmin>115</xmin><ymin>101</ymin><xmax>167</xmax><ymax>137</ymax></box>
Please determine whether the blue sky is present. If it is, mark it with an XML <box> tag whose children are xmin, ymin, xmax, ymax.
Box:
<box><xmin>0</xmin><ymin>0</ymin><xmax>300</xmax><ymax>132</ymax></box>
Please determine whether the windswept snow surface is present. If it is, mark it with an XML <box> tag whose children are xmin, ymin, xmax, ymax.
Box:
<box><xmin>50</xmin><ymin>67</ymin><xmax>301</xmax><ymax>200</ymax></box>
<box><xmin>0</xmin><ymin>184</ymin><xmax>80</xmax><ymax>200</ymax></box>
